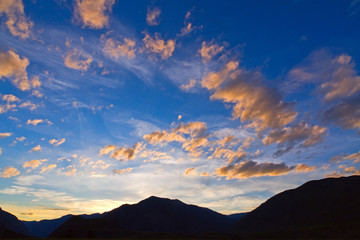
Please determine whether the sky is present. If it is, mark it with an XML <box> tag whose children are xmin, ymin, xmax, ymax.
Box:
<box><xmin>0</xmin><ymin>0</ymin><xmax>360</xmax><ymax>221</ymax></box>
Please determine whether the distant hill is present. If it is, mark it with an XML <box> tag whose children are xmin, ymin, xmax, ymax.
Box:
<box><xmin>0</xmin><ymin>207</ymin><xmax>28</xmax><ymax>238</ymax></box>
<box><xmin>50</xmin><ymin>196</ymin><xmax>236</xmax><ymax>238</ymax></box>
<box><xmin>230</xmin><ymin>175</ymin><xmax>360</xmax><ymax>239</ymax></box>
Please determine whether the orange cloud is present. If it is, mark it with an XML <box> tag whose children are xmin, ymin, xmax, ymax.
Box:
<box><xmin>203</xmin><ymin>61</ymin><xmax>297</xmax><ymax>132</ymax></box>
<box><xmin>0</xmin><ymin>0</ymin><xmax>33</xmax><ymax>39</ymax></box>
<box><xmin>142</xmin><ymin>33</ymin><xmax>175</xmax><ymax>60</ymax></box>
<box><xmin>30</xmin><ymin>145</ymin><xmax>42</xmax><ymax>152</ymax></box>
<box><xmin>74</xmin><ymin>0</ymin><xmax>115</xmax><ymax>29</ymax></box>
<box><xmin>295</xmin><ymin>164</ymin><xmax>316</xmax><ymax>173</ymax></box>
<box><xmin>216</xmin><ymin>160</ymin><xmax>295</xmax><ymax>179</ymax></box>
<box><xmin>40</xmin><ymin>164</ymin><xmax>56</xmax><ymax>173</ymax></box>
<box><xmin>184</xmin><ymin>167</ymin><xmax>196</xmax><ymax>175</ymax></box>
<box><xmin>64</xmin><ymin>48</ymin><xmax>92</xmax><ymax>71</ymax></box>
<box><xmin>26</xmin><ymin>119</ymin><xmax>52</xmax><ymax>126</ymax></box>
<box><xmin>0</xmin><ymin>167</ymin><xmax>20</xmax><ymax>178</ymax></box>
<box><xmin>198</xmin><ymin>41</ymin><xmax>224</xmax><ymax>63</ymax></box>
<box><xmin>99</xmin><ymin>142</ymin><xmax>144</xmax><ymax>161</ymax></box>
<box><xmin>103</xmin><ymin>36</ymin><xmax>136</xmax><ymax>59</ymax></box>
<box><xmin>0</xmin><ymin>50</ymin><xmax>40</xmax><ymax>91</ymax></box>
<box><xmin>23</xmin><ymin>160</ymin><xmax>45</xmax><ymax>169</ymax></box>
<box><xmin>0</xmin><ymin>132</ymin><xmax>12</xmax><ymax>138</ymax></box>
<box><xmin>146</xmin><ymin>7</ymin><xmax>161</xmax><ymax>26</ymax></box>
<box><xmin>112</xmin><ymin>168</ymin><xmax>132</xmax><ymax>175</ymax></box>
<box><xmin>49</xmin><ymin>138</ymin><xmax>66</xmax><ymax>147</ymax></box>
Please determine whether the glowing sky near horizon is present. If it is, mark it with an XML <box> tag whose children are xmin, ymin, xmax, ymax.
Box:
<box><xmin>1</xmin><ymin>0</ymin><xmax>360</xmax><ymax>221</ymax></box>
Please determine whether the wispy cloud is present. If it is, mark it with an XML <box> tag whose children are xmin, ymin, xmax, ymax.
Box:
<box><xmin>146</xmin><ymin>7</ymin><xmax>161</xmax><ymax>26</ymax></box>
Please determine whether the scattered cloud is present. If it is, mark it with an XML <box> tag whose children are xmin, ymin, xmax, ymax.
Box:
<box><xmin>0</xmin><ymin>167</ymin><xmax>20</xmax><ymax>178</ymax></box>
<box><xmin>184</xmin><ymin>167</ymin><xmax>196</xmax><ymax>175</ymax></box>
<box><xmin>40</xmin><ymin>164</ymin><xmax>56</xmax><ymax>173</ymax></box>
<box><xmin>263</xmin><ymin>122</ymin><xmax>327</xmax><ymax>156</ymax></box>
<box><xmin>0</xmin><ymin>50</ymin><xmax>40</xmax><ymax>91</ymax></box>
<box><xmin>295</xmin><ymin>164</ymin><xmax>316</xmax><ymax>173</ymax></box>
<box><xmin>323</xmin><ymin>96</ymin><xmax>360</xmax><ymax>131</ymax></box>
<box><xmin>0</xmin><ymin>0</ymin><xmax>33</xmax><ymax>39</ymax></box>
<box><xmin>112</xmin><ymin>168</ymin><xmax>132</xmax><ymax>175</ymax></box>
<box><xmin>287</xmin><ymin>50</ymin><xmax>360</xmax><ymax>101</ymax></box>
<box><xmin>198</xmin><ymin>41</ymin><xmax>224</xmax><ymax>63</ymax></box>
<box><xmin>146</xmin><ymin>7</ymin><xmax>161</xmax><ymax>26</ymax></box>
<box><xmin>330</xmin><ymin>150</ymin><xmax>360</xmax><ymax>164</ymax></box>
<box><xmin>30</xmin><ymin>145</ymin><xmax>42</xmax><ymax>152</ymax></box>
<box><xmin>26</xmin><ymin>119</ymin><xmax>53</xmax><ymax>126</ymax></box>
<box><xmin>74</xmin><ymin>0</ymin><xmax>115</xmax><ymax>29</ymax></box>
<box><xmin>0</xmin><ymin>132</ymin><xmax>12</xmax><ymax>138</ymax></box>
<box><xmin>202</xmin><ymin>61</ymin><xmax>297</xmax><ymax>132</ymax></box>
<box><xmin>49</xmin><ymin>138</ymin><xmax>66</xmax><ymax>147</ymax></box>
<box><xmin>102</xmin><ymin>36</ymin><xmax>136</xmax><ymax>60</ymax></box>
<box><xmin>142</xmin><ymin>33</ymin><xmax>175</xmax><ymax>60</ymax></box>
<box><xmin>23</xmin><ymin>160</ymin><xmax>44</xmax><ymax>169</ymax></box>
<box><xmin>64</xmin><ymin>48</ymin><xmax>93</xmax><ymax>71</ymax></box>
<box><xmin>216</xmin><ymin>160</ymin><xmax>295</xmax><ymax>179</ymax></box>
<box><xmin>180</xmin><ymin>79</ymin><xmax>196</xmax><ymax>91</ymax></box>
<box><xmin>99</xmin><ymin>142</ymin><xmax>145</xmax><ymax>161</ymax></box>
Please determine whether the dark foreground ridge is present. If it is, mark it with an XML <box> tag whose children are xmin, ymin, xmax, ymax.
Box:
<box><xmin>1</xmin><ymin>175</ymin><xmax>360</xmax><ymax>239</ymax></box>
<box><xmin>230</xmin><ymin>175</ymin><xmax>360</xmax><ymax>239</ymax></box>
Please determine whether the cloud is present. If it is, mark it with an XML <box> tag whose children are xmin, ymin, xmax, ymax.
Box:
<box><xmin>287</xmin><ymin>50</ymin><xmax>360</xmax><ymax>101</ymax></box>
<box><xmin>0</xmin><ymin>167</ymin><xmax>20</xmax><ymax>178</ymax></box>
<box><xmin>295</xmin><ymin>164</ymin><xmax>316</xmax><ymax>173</ymax></box>
<box><xmin>198</xmin><ymin>41</ymin><xmax>224</xmax><ymax>63</ymax></box>
<box><xmin>26</xmin><ymin>119</ymin><xmax>53</xmax><ymax>126</ymax></box>
<box><xmin>330</xmin><ymin>150</ymin><xmax>360</xmax><ymax>164</ymax></box>
<box><xmin>2</xmin><ymin>94</ymin><xmax>20</xmax><ymax>102</ymax></box>
<box><xmin>0</xmin><ymin>132</ymin><xmax>12</xmax><ymax>138</ymax></box>
<box><xmin>99</xmin><ymin>142</ymin><xmax>144</xmax><ymax>161</ymax></box>
<box><xmin>0</xmin><ymin>50</ymin><xmax>40</xmax><ymax>91</ymax></box>
<box><xmin>74</xmin><ymin>0</ymin><xmax>115</xmax><ymax>29</ymax></box>
<box><xmin>30</xmin><ymin>145</ymin><xmax>42</xmax><ymax>152</ymax></box>
<box><xmin>180</xmin><ymin>79</ymin><xmax>196</xmax><ymax>91</ymax></box>
<box><xmin>64</xmin><ymin>48</ymin><xmax>93</xmax><ymax>71</ymax></box>
<box><xmin>16</xmin><ymin>136</ymin><xmax>25</xmax><ymax>142</ymax></box>
<box><xmin>49</xmin><ymin>138</ymin><xmax>66</xmax><ymax>147</ymax></box>
<box><xmin>144</xmin><ymin>121</ymin><xmax>209</xmax><ymax>157</ymax></box>
<box><xmin>263</xmin><ymin>122</ymin><xmax>327</xmax><ymax>156</ymax></box>
<box><xmin>99</xmin><ymin>145</ymin><xmax>117</xmax><ymax>155</ymax></box>
<box><xmin>142</xmin><ymin>33</ymin><xmax>175</xmax><ymax>60</ymax></box>
<box><xmin>112</xmin><ymin>168</ymin><xmax>132</xmax><ymax>175</ymax></box>
<box><xmin>323</xmin><ymin>96</ymin><xmax>360</xmax><ymax>131</ymax></box>
<box><xmin>23</xmin><ymin>160</ymin><xmax>43</xmax><ymax>169</ymax></box>
<box><xmin>146</xmin><ymin>7</ymin><xmax>161</xmax><ymax>26</ymax></box>
<box><xmin>184</xmin><ymin>167</ymin><xmax>196</xmax><ymax>176</ymax></box>
<box><xmin>0</xmin><ymin>0</ymin><xmax>33</xmax><ymax>39</ymax></box>
<box><xmin>64</xmin><ymin>167</ymin><xmax>77</xmax><ymax>176</ymax></box>
<box><xmin>0</xmin><ymin>148</ymin><xmax>2</xmax><ymax>155</ymax></box>
<box><xmin>103</xmin><ymin>36</ymin><xmax>136</xmax><ymax>59</ymax></box>
<box><xmin>216</xmin><ymin>160</ymin><xmax>295</xmax><ymax>179</ymax></box>
<box><xmin>40</xmin><ymin>164</ymin><xmax>56</xmax><ymax>173</ymax></box>
<box><xmin>202</xmin><ymin>61</ymin><xmax>297</xmax><ymax>132</ymax></box>
<box><xmin>178</xmin><ymin>23</ymin><xmax>194</xmax><ymax>37</ymax></box>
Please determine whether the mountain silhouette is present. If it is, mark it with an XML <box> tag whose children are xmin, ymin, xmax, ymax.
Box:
<box><xmin>230</xmin><ymin>175</ymin><xmax>360</xmax><ymax>238</ymax></box>
<box><xmin>50</xmin><ymin>196</ymin><xmax>236</xmax><ymax>238</ymax></box>
<box><xmin>0</xmin><ymin>207</ymin><xmax>28</xmax><ymax>238</ymax></box>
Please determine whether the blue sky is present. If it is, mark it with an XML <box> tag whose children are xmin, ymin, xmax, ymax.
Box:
<box><xmin>0</xmin><ymin>0</ymin><xmax>360</xmax><ymax>220</ymax></box>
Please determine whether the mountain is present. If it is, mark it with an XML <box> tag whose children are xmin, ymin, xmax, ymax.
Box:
<box><xmin>230</xmin><ymin>175</ymin><xmax>360</xmax><ymax>239</ymax></box>
<box><xmin>0</xmin><ymin>207</ymin><xmax>28</xmax><ymax>238</ymax></box>
<box><xmin>23</xmin><ymin>213</ymin><xmax>101</xmax><ymax>238</ymax></box>
<box><xmin>23</xmin><ymin>214</ymin><xmax>72</xmax><ymax>238</ymax></box>
<box><xmin>50</xmin><ymin>196</ymin><xmax>236</xmax><ymax>238</ymax></box>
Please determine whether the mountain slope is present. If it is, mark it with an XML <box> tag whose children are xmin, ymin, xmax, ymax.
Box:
<box><xmin>230</xmin><ymin>175</ymin><xmax>360</xmax><ymax>238</ymax></box>
<box><xmin>0</xmin><ymin>207</ymin><xmax>28</xmax><ymax>237</ymax></box>
<box><xmin>50</xmin><ymin>196</ymin><xmax>235</xmax><ymax>238</ymax></box>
